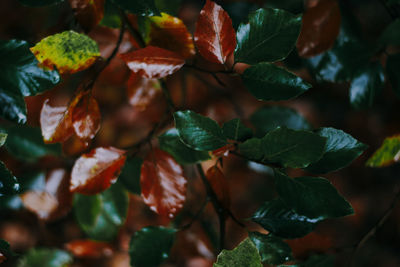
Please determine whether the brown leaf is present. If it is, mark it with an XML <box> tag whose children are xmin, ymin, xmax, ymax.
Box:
<box><xmin>65</xmin><ymin>239</ymin><xmax>113</xmax><ymax>258</ymax></box>
<box><xmin>69</xmin><ymin>0</ymin><xmax>105</xmax><ymax>32</ymax></box>
<box><xmin>206</xmin><ymin>166</ymin><xmax>230</xmax><ymax>209</ymax></box>
<box><xmin>126</xmin><ymin>73</ymin><xmax>161</xmax><ymax>110</ymax></box>
<box><xmin>140</xmin><ymin>149</ymin><xmax>187</xmax><ymax>218</ymax></box>
<box><xmin>70</xmin><ymin>147</ymin><xmax>126</xmax><ymax>194</ymax></box>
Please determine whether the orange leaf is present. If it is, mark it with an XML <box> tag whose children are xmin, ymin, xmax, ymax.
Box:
<box><xmin>296</xmin><ymin>0</ymin><xmax>341</xmax><ymax>58</ymax></box>
<box><xmin>126</xmin><ymin>73</ymin><xmax>161</xmax><ymax>110</ymax></box>
<box><xmin>206</xmin><ymin>166</ymin><xmax>230</xmax><ymax>209</ymax></box>
<box><xmin>148</xmin><ymin>13</ymin><xmax>195</xmax><ymax>59</ymax></box>
<box><xmin>194</xmin><ymin>0</ymin><xmax>236</xmax><ymax>64</ymax></box>
<box><xmin>70</xmin><ymin>147</ymin><xmax>126</xmax><ymax>194</ymax></box>
<box><xmin>119</xmin><ymin>46</ymin><xmax>185</xmax><ymax>79</ymax></box>
<box><xmin>65</xmin><ymin>239</ymin><xmax>113</xmax><ymax>258</ymax></box>
<box><xmin>69</xmin><ymin>0</ymin><xmax>105</xmax><ymax>32</ymax></box>
<box><xmin>140</xmin><ymin>149</ymin><xmax>187</xmax><ymax>218</ymax></box>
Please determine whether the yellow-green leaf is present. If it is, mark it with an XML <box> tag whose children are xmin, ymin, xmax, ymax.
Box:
<box><xmin>366</xmin><ymin>135</ymin><xmax>400</xmax><ymax>167</ymax></box>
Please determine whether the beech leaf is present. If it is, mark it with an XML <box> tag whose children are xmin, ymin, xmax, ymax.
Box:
<box><xmin>248</xmin><ymin>232</ymin><xmax>292</xmax><ymax>265</ymax></box>
<box><xmin>214</xmin><ymin>238</ymin><xmax>262</xmax><ymax>267</ymax></box>
<box><xmin>206</xmin><ymin>166</ymin><xmax>230</xmax><ymax>209</ymax></box>
<box><xmin>367</xmin><ymin>135</ymin><xmax>400</xmax><ymax>167</ymax></box>
<box><xmin>126</xmin><ymin>73</ymin><xmax>161</xmax><ymax>110</ymax></box>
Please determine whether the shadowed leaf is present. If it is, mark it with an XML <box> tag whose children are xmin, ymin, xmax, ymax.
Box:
<box><xmin>206</xmin><ymin>166</ymin><xmax>230</xmax><ymax>209</ymax></box>
<box><xmin>248</xmin><ymin>232</ymin><xmax>292</xmax><ymax>265</ymax></box>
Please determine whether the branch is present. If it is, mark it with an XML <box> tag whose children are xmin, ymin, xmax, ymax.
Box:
<box><xmin>118</xmin><ymin>9</ymin><xmax>146</xmax><ymax>48</ymax></box>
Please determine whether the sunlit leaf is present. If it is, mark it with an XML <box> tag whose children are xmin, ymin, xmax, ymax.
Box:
<box><xmin>214</xmin><ymin>238</ymin><xmax>262</xmax><ymax>267</ymax></box>
<box><xmin>111</xmin><ymin>0</ymin><xmax>160</xmax><ymax>16</ymax></box>
<box><xmin>126</xmin><ymin>73</ymin><xmax>161</xmax><ymax>110</ymax></box>
<box><xmin>222</xmin><ymin>118</ymin><xmax>252</xmax><ymax>141</ymax></box>
<box><xmin>206</xmin><ymin>166</ymin><xmax>230</xmax><ymax>209</ymax></box>
<box><xmin>140</xmin><ymin>149</ymin><xmax>187</xmax><ymax>218</ymax></box>
<box><xmin>367</xmin><ymin>135</ymin><xmax>400</xmax><ymax>167</ymax></box>
<box><xmin>30</xmin><ymin>31</ymin><xmax>100</xmax><ymax>74</ymax></box>
<box><xmin>65</xmin><ymin>239</ymin><xmax>113</xmax><ymax>258</ymax></box>
<box><xmin>70</xmin><ymin>147</ymin><xmax>126</xmax><ymax>194</ymax></box>
<box><xmin>379</xmin><ymin>19</ymin><xmax>400</xmax><ymax>46</ymax></box>
<box><xmin>195</xmin><ymin>0</ymin><xmax>236</xmax><ymax>64</ymax></box>
<box><xmin>0</xmin><ymin>162</ymin><xmax>19</xmax><ymax>197</ymax></box>
<box><xmin>17</xmin><ymin>248</ymin><xmax>72</xmax><ymax>267</ymax></box>
<box><xmin>248</xmin><ymin>232</ymin><xmax>292</xmax><ymax>265</ymax></box>
<box><xmin>387</xmin><ymin>54</ymin><xmax>400</xmax><ymax>98</ymax></box>
<box><xmin>118</xmin><ymin>156</ymin><xmax>142</xmax><ymax>194</ymax></box>
<box><xmin>69</xmin><ymin>0</ymin><xmax>105</xmax><ymax>31</ymax></box>
<box><xmin>120</xmin><ymin>46</ymin><xmax>185</xmax><ymax>79</ymax></box>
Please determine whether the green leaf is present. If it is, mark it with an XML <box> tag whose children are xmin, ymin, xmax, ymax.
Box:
<box><xmin>386</xmin><ymin>54</ymin><xmax>400</xmax><ymax>98</ymax></box>
<box><xmin>222</xmin><ymin>118</ymin><xmax>253</xmax><ymax>141</ymax></box>
<box><xmin>129</xmin><ymin>226</ymin><xmax>177</xmax><ymax>267</ymax></box>
<box><xmin>349</xmin><ymin>63</ymin><xmax>384</xmax><ymax>109</ymax></box>
<box><xmin>379</xmin><ymin>19</ymin><xmax>400</xmax><ymax>46</ymax></box>
<box><xmin>214</xmin><ymin>238</ymin><xmax>262</xmax><ymax>267</ymax></box>
<box><xmin>100</xmin><ymin>0</ymin><xmax>122</xmax><ymax>28</ymax></box>
<box><xmin>0</xmin><ymin>40</ymin><xmax>60</xmax><ymax>123</ymax></box>
<box><xmin>366</xmin><ymin>135</ymin><xmax>400</xmax><ymax>167</ymax></box>
<box><xmin>111</xmin><ymin>0</ymin><xmax>160</xmax><ymax>16</ymax></box>
<box><xmin>18</xmin><ymin>0</ymin><xmax>64</xmax><ymax>7</ymax></box>
<box><xmin>0</xmin><ymin>239</ymin><xmax>16</xmax><ymax>259</ymax></box>
<box><xmin>238</xmin><ymin>138</ymin><xmax>264</xmax><ymax>161</ymax></box>
<box><xmin>248</xmin><ymin>232</ymin><xmax>292</xmax><ymax>265</ymax></box>
<box><xmin>0</xmin><ymin>161</ymin><xmax>19</xmax><ymax>196</ymax></box>
<box><xmin>118</xmin><ymin>157</ymin><xmax>143</xmax><ymax>194</ymax></box>
<box><xmin>74</xmin><ymin>183</ymin><xmax>128</xmax><ymax>241</ymax></box>
<box><xmin>0</xmin><ymin>132</ymin><xmax>7</xmax><ymax>147</ymax></box>
<box><xmin>174</xmin><ymin>110</ymin><xmax>227</xmax><ymax>151</ymax></box>
<box><xmin>159</xmin><ymin>128</ymin><xmax>210</xmax><ymax>165</ymax></box>
<box><xmin>261</xmin><ymin>127</ymin><xmax>326</xmax><ymax>168</ymax></box>
<box><xmin>306</xmin><ymin>128</ymin><xmax>367</xmax><ymax>173</ymax></box>
<box><xmin>275</xmin><ymin>171</ymin><xmax>354</xmax><ymax>219</ymax></box>
<box><xmin>17</xmin><ymin>248</ymin><xmax>72</xmax><ymax>267</ymax></box>
<box><xmin>235</xmin><ymin>8</ymin><xmax>302</xmax><ymax>64</ymax></box>
<box><xmin>250</xmin><ymin>106</ymin><xmax>311</xmax><ymax>137</ymax></box>
<box><xmin>155</xmin><ymin>0</ymin><xmax>182</xmax><ymax>16</ymax></box>
<box><xmin>252</xmin><ymin>198</ymin><xmax>317</xmax><ymax>239</ymax></box>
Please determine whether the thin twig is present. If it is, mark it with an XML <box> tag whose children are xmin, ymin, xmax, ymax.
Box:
<box><xmin>118</xmin><ymin>9</ymin><xmax>146</xmax><ymax>48</ymax></box>
<box><xmin>180</xmin><ymin>198</ymin><xmax>210</xmax><ymax>231</ymax></box>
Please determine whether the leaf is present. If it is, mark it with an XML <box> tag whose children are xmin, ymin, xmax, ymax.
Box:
<box><xmin>235</xmin><ymin>8</ymin><xmax>302</xmax><ymax>64</ymax></box>
<box><xmin>0</xmin><ymin>161</ymin><xmax>19</xmax><ymax>196</ymax></box>
<box><xmin>17</xmin><ymin>248</ymin><xmax>72</xmax><ymax>267</ymax></box>
<box><xmin>252</xmin><ymin>198</ymin><xmax>317</xmax><ymax>239</ymax></box>
<box><xmin>40</xmin><ymin>100</ymin><xmax>73</xmax><ymax>144</ymax></box>
<box><xmin>305</xmin><ymin>127</ymin><xmax>367</xmax><ymax>173</ymax></box>
<box><xmin>366</xmin><ymin>135</ymin><xmax>400</xmax><ymax>167</ymax></box>
<box><xmin>148</xmin><ymin>13</ymin><xmax>195</xmax><ymax>59</ymax></box>
<box><xmin>386</xmin><ymin>54</ymin><xmax>400</xmax><ymax>97</ymax></box>
<box><xmin>349</xmin><ymin>62</ymin><xmax>384</xmax><ymax>109</ymax></box>
<box><xmin>206</xmin><ymin>166</ymin><xmax>230</xmax><ymax>209</ymax></box>
<box><xmin>250</xmin><ymin>106</ymin><xmax>311</xmax><ymax>137</ymax></box>
<box><xmin>379</xmin><ymin>19</ymin><xmax>400</xmax><ymax>46</ymax></box>
<box><xmin>155</xmin><ymin>0</ymin><xmax>182</xmax><ymax>16</ymax></box>
<box><xmin>65</xmin><ymin>239</ymin><xmax>113</xmax><ymax>258</ymax></box>
<box><xmin>0</xmin><ymin>239</ymin><xmax>16</xmax><ymax>261</ymax></box>
<box><xmin>194</xmin><ymin>0</ymin><xmax>236</xmax><ymax>64</ymax></box>
<box><xmin>30</xmin><ymin>31</ymin><xmax>100</xmax><ymax>74</ymax></box>
<box><xmin>140</xmin><ymin>149</ymin><xmax>187</xmax><ymax>218</ymax></box>
<box><xmin>274</xmin><ymin>170</ymin><xmax>354</xmax><ymax>219</ymax></box>
<box><xmin>261</xmin><ymin>127</ymin><xmax>326</xmax><ymax>168</ymax></box>
<box><xmin>174</xmin><ymin>110</ymin><xmax>227</xmax><ymax>151</ymax></box>
<box><xmin>69</xmin><ymin>0</ymin><xmax>105</xmax><ymax>31</ymax></box>
<box><xmin>100</xmin><ymin>0</ymin><xmax>122</xmax><ymax>28</ymax></box>
<box><xmin>111</xmin><ymin>0</ymin><xmax>160</xmax><ymax>16</ymax></box>
<box><xmin>126</xmin><ymin>73</ymin><xmax>161</xmax><ymax>110</ymax></box>
<box><xmin>238</xmin><ymin>138</ymin><xmax>264</xmax><ymax>161</ymax></box>
<box><xmin>118</xmin><ymin>156</ymin><xmax>142</xmax><ymax>194</ymax></box>
<box><xmin>129</xmin><ymin>226</ymin><xmax>177</xmax><ymax>267</ymax></box>
<box><xmin>0</xmin><ymin>133</ymin><xmax>7</xmax><ymax>147</ymax></box>
<box><xmin>158</xmin><ymin>128</ymin><xmax>211</xmax><ymax>165</ymax></box>
<box><xmin>222</xmin><ymin>118</ymin><xmax>252</xmax><ymax>141</ymax></box>
<box><xmin>242</xmin><ymin>63</ymin><xmax>311</xmax><ymax>101</ymax></box>
<box><xmin>214</xmin><ymin>238</ymin><xmax>262</xmax><ymax>267</ymax></box>
<box><xmin>74</xmin><ymin>183</ymin><xmax>128</xmax><ymax>241</ymax></box>
<box><xmin>120</xmin><ymin>46</ymin><xmax>185</xmax><ymax>79</ymax></box>
<box><xmin>296</xmin><ymin>0</ymin><xmax>341</xmax><ymax>58</ymax></box>
<box><xmin>70</xmin><ymin>147</ymin><xmax>126</xmax><ymax>194</ymax></box>
<box><xmin>248</xmin><ymin>232</ymin><xmax>292</xmax><ymax>265</ymax></box>
<box><xmin>18</xmin><ymin>0</ymin><xmax>64</xmax><ymax>6</ymax></box>
<box><xmin>0</xmin><ymin>40</ymin><xmax>60</xmax><ymax>123</ymax></box>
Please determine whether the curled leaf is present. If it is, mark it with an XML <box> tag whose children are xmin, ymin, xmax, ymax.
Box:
<box><xmin>65</xmin><ymin>239</ymin><xmax>113</xmax><ymax>258</ymax></box>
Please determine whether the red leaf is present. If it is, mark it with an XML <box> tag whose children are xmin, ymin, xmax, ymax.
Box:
<box><xmin>296</xmin><ymin>0</ymin><xmax>341</xmax><ymax>58</ymax></box>
<box><xmin>206</xmin><ymin>166</ymin><xmax>230</xmax><ymax>209</ymax></box>
<box><xmin>119</xmin><ymin>46</ymin><xmax>185</xmax><ymax>79</ymax></box>
<box><xmin>140</xmin><ymin>149</ymin><xmax>187</xmax><ymax>218</ymax></box>
<box><xmin>69</xmin><ymin>0</ymin><xmax>105</xmax><ymax>31</ymax></box>
<box><xmin>65</xmin><ymin>239</ymin><xmax>113</xmax><ymax>258</ymax></box>
<box><xmin>70</xmin><ymin>147</ymin><xmax>126</xmax><ymax>194</ymax></box>
<box><xmin>126</xmin><ymin>73</ymin><xmax>161</xmax><ymax>110</ymax></box>
<box><xmin>194</xmin><ymin>0</ymin><xmax>236</xmax><ymax>64</ymax></box>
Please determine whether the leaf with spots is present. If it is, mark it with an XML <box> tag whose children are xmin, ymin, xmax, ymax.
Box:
<box><xmin>69</xmin><ymin>0</ymin><xmax>105</xmax><ymax>31</ymax></box>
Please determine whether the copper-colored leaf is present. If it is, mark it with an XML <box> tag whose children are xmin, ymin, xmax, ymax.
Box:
<box><xmin>65</xmin><ymin>239</ymin><xmax>113</xmax><ymax>258</ymax></box>
<box><xmin>140</xmin><ymin>149</ymin><xmax>187</xmax><ymax>218</ymax></box>
<box><xmin>194</xmin><ymin>0</ymin><xmax>236</xmax><ymax>64</ymax></box>
<box><xmin>69</xmin><ymin>0</ymin><xmax>105</xmax><ymax>31</ymax></box>
<box><xmin>296</xmin><ymin>0</ymin><xmax>341</xmax><ymax>58</ymax></box>
<box><xmin>148</xmin><ymin>13</ymin><xmax>195</xmax><ymax>59</ymax></box>
<box><xmin>21</xmin><ymin>191</ymin><xmax>59</xmax><ymax>219</ymax></box>
<box><xmin>206</xmin><ymin>166</ymin><xmax>230</xmax><ymax>209</ymax></box>
<box><xmin>119</xmin><ymin>46</ymin><xmax>185</xmax><ymax>79</ymax></box>
<box><xmin>70</xmin><ymin>147</ymin><xmax>126</xmax><ymax>194</ymax></box>
<box><xmin>126</xmin><ymin>73</ymin><xmax>161</xmax><ymax>110</ymax></box>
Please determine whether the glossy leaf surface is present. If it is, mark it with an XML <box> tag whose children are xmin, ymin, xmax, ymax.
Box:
<box><xmin>206</xmin><ymin>166</ymin><xmax>230</xmax><ymax>209</ymax></box>
<box><xmin>174</xmin><ymin>110</ymin><xmax>227</xmax><ymax>151</ymax></box>
<box><xmin>387</xmin><ymin>54</ymin><xmax>400</xmax><ymax>97</ymax></box>
<box><xmin>120</xmin><ymin>46</ymin><xmax>185</xmax><ymax>79</ymax></box>
<box><xmin>111</xmin><ymin>0</ymin><xmax>159</xmax><ymax>16</ymax></box>
<box><xmin>248</xmin><ymin>232</ymin><xmax>292</xmax><ymax>265</ymax></box>
<box><xmin>70</xmin><ymin>147</ymin><xmax>126</xmax><ymax>194</ymax></box>
<box><xmin>242</xmin><ymin>63</ymin><xmax>311</xmax><ymax>101</ymax></box>
<box><xmin>40</xmin><ymin>99</ymin><xmax>72</xmax><ymax>143</ymax></box>
<box><xmin>129</xmin><ymin>226</ymin><xmax>176</xmax><ymax>267</ymax></box>
<box><xmin>195</xmin><ymin>0</ymin><xmax>236</xmax><ymax>64</ymax></box>
<box><xmin>367</xmin><ymin>135</ymin><xmax>400</xmax><ymax>167</ymax></box>
<box><xmin>69</xmin><ymin>0</ymin><xmax>105</xmax><ymax>31</ymax></box>
<box><xmin>0</xmin><ymin>40</ymin><xmax>60</xmax><ymax>123</ymax></box>
<box><xmin>0</xmin><ymin>162</ymin><xmax>19</xmax><ymax>196</ymax></box>
<box><xmin>235</xmin><ymin>8</ymin><xmax>302</xmax><ymax>64</ymax></box>
<box><xmin>127</xmin><ymin>74</ymin><xmax>161</xmax><ymax>110</ymax></box>
<box><xmin>118</xmin><ymin>157</ymin><xmax>142</xmax><ymax>194</ymax></box>
<box><xmin>379</xmin><ymin>19</ymin><xmax>400</xmax><ymax>46</ymax></box>
<box><xmin>18</xmin><ymin>0</ymin><xmax>64</xmax><ymax>6</ymax></box>
<box><xmin>222</xmin><ymin>118</ymin><xmax>252</xmax><ymax>141</ymax></box>
<box><xmin>158</xmin><ymin>128</ymin><xmax>210</xmax><ymax>165</ymax></box>
<box><xmin>30</xmin><ymin>31</ymin><xmax>100</xmax><ymax>74</ymax></box>
<box><xmin>140</xmin><ymin>149</ymin><xmax>187</xmax><ymax>218</ymax></box>
<box><xmin>214</xmin><ymin>238</ymin><xmax>262</xmax><ymax>267</ymax></box>
<box><xmin>65</xmin><ymin>239</ymin><xmax>113</xmax><ymax>258</ymax></box>
<box><xmin>17</xmin><ymin>249</ymin><xmax>72</xmax><ymax>267</ymax></box>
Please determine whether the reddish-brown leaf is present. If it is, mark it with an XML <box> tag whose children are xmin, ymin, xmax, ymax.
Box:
<box><xmin>65</xmin><ymin>239</ymin><xmax>113</xmax><ymax>258</ymax></box>
<box><xmin>194</xmin><ymin>0</ymin><xmax>236</xmax><ymax>64</ymax></box>
<box><xmin>119</xmin><ymin>46</ymin><xmax>185</xmax><ymax>79</ymax></box>
<box><xmin>140</xmin><ymin>149</ymin><xmax>187</xmax><ymax>218</ymax></box>
<box><xmin>62</xmin><ymin>134</ymin><xmax>90</xmax><ymax>156</ymax></box>
<box><xmin>69</xmin><ymin>0</ymin><xmax>105</xmax><ymax>32</ymax></box>
<box><xmin>296</xmin><ymin>0</ymin><xmax>341</xmax><ymax>58</ymax></box>
<box><xmin>206</xmin><ymin>166</ymin><xmax>230</xmax><ymax>209</ymax></box>
<box><xmin>126</xmin><ymin>73</ymin><xmax>161</xmax><ymax>110</ymax></box>
<box><xmin>70</xmin><ymin>147</ymin><xmax>126</xmax><ymax>195</ymax></box>
<box><xmin>148</xmin><ymin>13</ymin><xmax>195</xmax><ymax>59</ymax></box>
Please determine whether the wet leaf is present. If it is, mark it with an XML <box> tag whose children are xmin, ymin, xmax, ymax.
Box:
<box><xmin>30</xmin><ymin>31</ymin><xmax>100</xmax><ymax>74</ymax></box>
<box><xmin>111</xmin><ymin>0</ymin><xmax>160</xmax><ymax>16</ymax></box>
<box><xmin>70</xmin><ymin>147</ymin><xmax>126</xmax><ymax>194</ymax></box>
<box><xmin>248</xmin><ymin>232</ymin><xmax>292</xmax><ymax>265</ymax></box>
<box><xmin>40</xmin><ymin>100</ymin><xmax>73</xmax><ymax>144</ymax></box>
<box><xmin>214</xmin><ymin>238</ymin><xmax>262</xmax><ymax>267</ymax></box>
<box><xmin>0</xmin><ymin>161</ymin><xmax>20</xmax><ymax>197</ymax></box>
<box><xmin>367</xmin><ymin>135</ymin><xmax>400</xmax><ymax>167</ymax></box>
<box><xmin>222</xmin><ymin>118</ymin><xmax>252</xmax><ymax>141</ymax></box>
<box><xmin>120</xmin><ymin>46</ymin><xmax>185</xmax><ymax>79</ymax></box>
<box><xmin>69</xmin><ymin>0</ymin><xmax>105</xmax><ymax>31</ymax></box>
<box><xmin>206</xmin><ymin>166</ymin><xmax>230</xmax><ymax>209</ymax></box>
<box><xmin>118</xmin><ymin>156</ymin><xmax>143</xmax><ymax>194</ymax></box>
<box><xmin>65</xmin><ymin>239</ymin><xmax>113</xmax><ymax>258</ymax></box>
<box><xmin>126</xmin><ymin>73</ymin><xmax>161</xmax><ymax>110</ymax></box>
<box><xmin>195</xmin><ymin>0</ymin><xmax>236</xmax><ymax>64</ymax></box>
<box><xmin>17</xmin><ymin>248</ymin><xmax>72</xmax><ymax>267</ymax></box>
<box><xmin>140</xmin><ymin>149</ymin><xmax>187</xmax><ymax>218</ymax></box>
